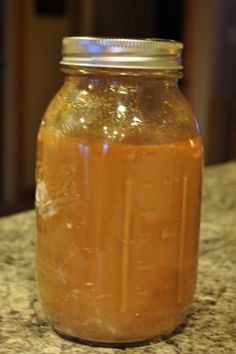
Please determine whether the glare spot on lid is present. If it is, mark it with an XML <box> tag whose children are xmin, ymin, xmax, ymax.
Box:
<box><xmin>80</xmin><ymin>117</ymin><xmax>85</xmax><ymax>123</ymax></box>
<box><xmin>103</xmin><ymin>126</ymin><xmax>108</xmax><ymax>130</ymax></box>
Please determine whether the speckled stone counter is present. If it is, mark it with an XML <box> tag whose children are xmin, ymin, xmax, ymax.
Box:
<box><xmin>1</xmin><ymin>162</ymin><xmax>236</xmax><ymax>354</ymax></box>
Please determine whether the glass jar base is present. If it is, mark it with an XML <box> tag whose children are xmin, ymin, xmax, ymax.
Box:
<box><xmin>52</xmin><ymin>321</ymin><xmax>187</xmax><ymax>349</ymax></box>
<box><xmin>53</xmin><ymin>327</ymin><xmax>158</xmax><ymax>348</ymax></box>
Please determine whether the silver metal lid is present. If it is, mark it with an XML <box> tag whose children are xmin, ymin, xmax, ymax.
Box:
<box><xmin>61</xmin><ymin>37</ymin><xmax>183</xmax><ymax>70</ymax></box>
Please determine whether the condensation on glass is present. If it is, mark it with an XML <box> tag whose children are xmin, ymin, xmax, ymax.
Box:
<box><xmin>35</xmin><ymin>37</ymin><xmax>203</xmax><ymax>347</ymax></box>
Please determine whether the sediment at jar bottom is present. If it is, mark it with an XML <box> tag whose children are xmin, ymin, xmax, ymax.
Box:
<box><xmin>36</xmin><ymin>130</ymin><xmax>202</xmax><ymax>343</ymax></box>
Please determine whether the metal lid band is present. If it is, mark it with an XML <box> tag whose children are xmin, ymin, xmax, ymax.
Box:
<box><xmin>61</xmin><ymin>37</ymin><xmax>183</xmax><ymax>70</ymax></box>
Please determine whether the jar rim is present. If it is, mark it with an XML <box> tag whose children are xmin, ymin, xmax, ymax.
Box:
<box><xmin>60</xmin><ymin>37</ymin><xmax>183</xmax><ymax>70</ymax></box>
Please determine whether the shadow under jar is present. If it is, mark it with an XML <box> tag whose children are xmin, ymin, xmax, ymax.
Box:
<box><xmin>35</xmin><ymin>37</ymin><xmax>203</xmax><ymax>347</ymax></box>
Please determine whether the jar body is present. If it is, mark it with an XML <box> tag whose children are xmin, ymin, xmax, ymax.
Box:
<box><xmin>36</xmin><ymin>67</ymin><xmax>203</xmax><ymax>345</ymax></box>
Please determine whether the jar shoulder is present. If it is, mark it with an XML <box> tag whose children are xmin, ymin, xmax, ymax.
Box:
<box><xmin>40</xmin><ymin>79</ymin><xmax>200</xmax><ymax>144</ymax></box>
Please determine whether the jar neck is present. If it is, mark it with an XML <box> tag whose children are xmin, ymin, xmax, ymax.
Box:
<box><xmin>61</xmin><ymin>65</ymin><xmax>182</xmax><ymax>87</ymax></box>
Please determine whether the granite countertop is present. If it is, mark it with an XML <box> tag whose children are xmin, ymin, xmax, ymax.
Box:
<box><xmin>1</xmin><ymin>162</ymin><xmax>236</xmax><ymax>354</ymax></box>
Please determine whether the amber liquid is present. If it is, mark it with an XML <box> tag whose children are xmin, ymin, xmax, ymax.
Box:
<box><xmin>36</xmin><ymin>130</ymin><xmax>202</xmax><ymax>344</ymax></box>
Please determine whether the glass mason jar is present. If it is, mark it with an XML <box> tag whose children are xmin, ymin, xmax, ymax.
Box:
<box><xmin>36</xmin><ymin>37</ymin><xmax>203</xmax><ymax>346</ymax></box>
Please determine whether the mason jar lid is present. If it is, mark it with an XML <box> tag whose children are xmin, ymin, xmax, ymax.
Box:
<box><xmin>61</xmin><ymin>37</ymin><xmax>183</xmax><ymax>70</ymax></box>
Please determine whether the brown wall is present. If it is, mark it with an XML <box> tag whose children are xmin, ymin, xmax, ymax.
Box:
<box><xmin>3</xmin><ymin>0</ymin><xmax>75</xmax><ymax>206</ymax></box>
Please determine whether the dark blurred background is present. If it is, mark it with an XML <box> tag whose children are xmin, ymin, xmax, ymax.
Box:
<box><xmin>1</xmin><ymin>0</ymin><xmax>236</xmax><ymax>215</ymax></box>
